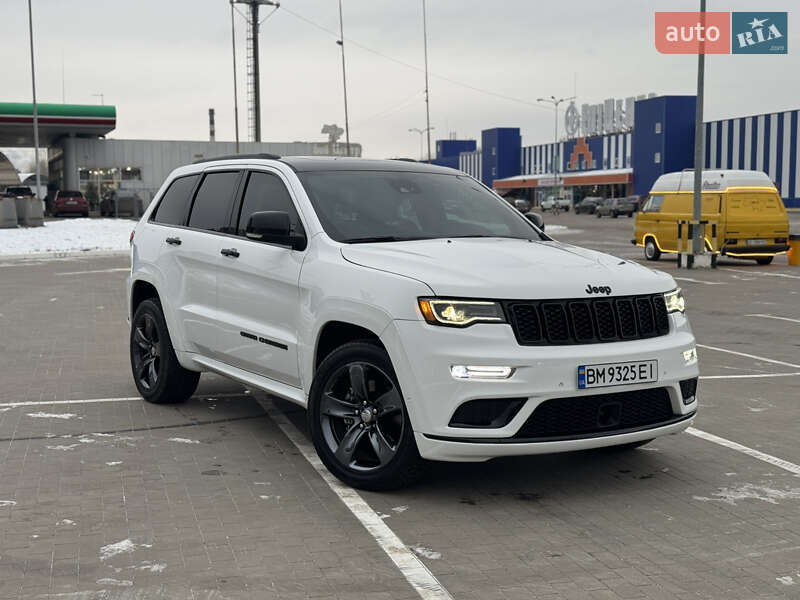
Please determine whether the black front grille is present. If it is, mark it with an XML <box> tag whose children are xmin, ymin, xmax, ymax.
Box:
<box><xmin>514</xmin><ymin>387</ymin><xmax>675</xmax><ymax>440</ymax></box>
<box><xmin>505</xmin><ymin>294</ymin><xmax>670</xmax><ymax>345</ymax></box>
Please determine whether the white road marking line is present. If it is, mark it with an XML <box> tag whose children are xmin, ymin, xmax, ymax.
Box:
<box><xmin>700</xmin><ymin>372</ymin><xmax>800</xmax><ymax>380</ymax></box>
<box><xmin>261</xmin><ymin>398</ymin><xmax>454</xmax><ymax>600</ymax></box>
<box><xmin>687</xmin><ymin>428</ymin><xmax>800</xmax><ymax>476</ymax></box>
<box><xmin>696</xmin><ymin>343</ymin><xmax>800</xmax><ymax>370</ymax></box>
<box><xmin>721</xmin><ymin>268</ymin><xmax>800</xmax><ymax>280</ymax></box>
<box><xmin>0</xmin><ymin>392</ymin><xmax>247</xmax><ymax>408</ymax></box>
<box><xmin>56</xmin><ymin>267</ymin><xmax>130</xmax><ymax>276</ymax></box>
<box><xmin>745</xmin><ymin>313</ymin><xmax>800</xmax><ymax>325</ymax></box>
<box><xmin>673</xmin><ymin>276</ymin><xmax>726</xmax><ymax>286</ymax></box>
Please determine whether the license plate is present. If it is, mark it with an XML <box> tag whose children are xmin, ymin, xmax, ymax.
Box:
<box><xmin>747</xmin><ymin>238</ymin><xmax>767</xmax><ymax>246</ymax></box>
<box><xmin>578</xmin><ymin>360</ymin><xmax>658</xmax><ymax>389</ymax></box>
<box><xmin>66</xmin><ymin>200</ymin><xmax>78</xmax><ymax>205</ymax></box>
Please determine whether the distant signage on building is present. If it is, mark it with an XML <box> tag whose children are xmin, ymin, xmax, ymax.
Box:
<box><xmin>564</xmin><ymin>94</ymin><xmax>655</xmax><ymax>138</ymax></box>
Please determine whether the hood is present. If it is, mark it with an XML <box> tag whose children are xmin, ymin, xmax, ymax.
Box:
<box><xmin>341</xmin><ymin>238</ymin><xmax>675</xmax><ymax>299</ymax></box>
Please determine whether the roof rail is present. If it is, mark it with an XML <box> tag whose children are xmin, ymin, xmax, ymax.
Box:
<box><xmin>193</xmin><ymin>153</ymin><xmax>280</xmax><ymax>164</ymax></box>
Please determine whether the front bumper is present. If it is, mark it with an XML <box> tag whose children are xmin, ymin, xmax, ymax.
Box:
<box><xmin>381</xmin><ymin>315</ymin><xmax>698</xmax><ymax>462</ymax></box>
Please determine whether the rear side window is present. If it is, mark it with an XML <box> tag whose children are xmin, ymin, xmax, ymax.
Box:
<box><xmin>152</xmin><ymin>175</ymin><xmax>199</xmax><ymax>226</ymax></box>
<box><xmin>187</xmin><ymin>171</ymin><xmax>241</xmax><ymax>233</ymax></box>
<box><xmin>236</xmin><ymin>171</ymin><xmax>303</xmax><ymax>237</ymax></box>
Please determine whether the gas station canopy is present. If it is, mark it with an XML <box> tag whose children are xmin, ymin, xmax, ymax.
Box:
<box><xmin>0</xmin><ymin>102</ymin><xmax>116</xmax><ymax>147</ymax></box>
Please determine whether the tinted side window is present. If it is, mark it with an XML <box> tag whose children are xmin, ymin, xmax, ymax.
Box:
<box><xmin>152</xmin><ymin>175</ymin><xmax>199</xmax><ymax>225</ymax></box>
<box><xmin>187</xmin><ymin>171</ymin><xmax>241</xmax><ymax>233</ymax></box>
<box><xmin>236</xmin><ymin>172</ymin><xmax>303</xmax><ymax>237</ymax></box>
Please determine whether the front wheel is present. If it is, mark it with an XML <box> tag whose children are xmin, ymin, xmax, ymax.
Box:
<box><xmin>308</xmin><ymin>342</ymin><xmax>423</xmax><ymax>491</ymax></box>
<box><xmin>644</xmin><ymin>238</ymin><xmax>661</xmax><ymax>261</ymax></box>
<box><xmin>130</xmin><ymin>298</ymin><xmax>199</xmax><ymax>404</ymax></box>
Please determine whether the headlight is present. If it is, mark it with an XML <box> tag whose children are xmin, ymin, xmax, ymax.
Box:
<box><xmin>664</xmin><ymin>288</ymin><xmax>685</xmax><ymax>313</ymax></box>
<box><xmin>418</xmin><ymin>298</ymin><xmax>506</xmax><ymax>327</ymax></box>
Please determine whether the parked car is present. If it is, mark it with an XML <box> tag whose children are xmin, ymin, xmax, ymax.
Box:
<box><xmin>575</xmin><ymin>197</ymin><xmax>602</xmax><ymax>214</ymax></box>
<box><xmin>100</xmin><ymin>190</ymin><xmax>144</xmax><ymax>217</ymax></box>
<box><xmin>52</xmin><ymin>190</ymin><xmax>89</xmax><ymax>217</ymax></box>
<box><xmin>127</xmin><ymin>155</ymin><xmax>698</xmax><ymax>490</ymax></box>
<box><xmin>596</xmin><ymin>197</ymin><xmax>636</xmax><ymax>218</ymax></box>
<box><xmin>540</xmin><ymin>195</ymin><xmax>571</xmax><ymax>212</ymax></box>
<box><xmin>634</xmin><ymin>169</ymin><xmax>789</xmax><ymax>264</ymax></box>
<box><xmin>3</xmin><ymin>186</ymin><xmax>34</xmax><ymax>198</ymax></box>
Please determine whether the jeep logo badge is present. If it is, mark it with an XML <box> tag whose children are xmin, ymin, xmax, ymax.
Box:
<box><xmin>586</xmin><ymin>284</ymin><xmax>612</xmax><ymax>295</ymax></box>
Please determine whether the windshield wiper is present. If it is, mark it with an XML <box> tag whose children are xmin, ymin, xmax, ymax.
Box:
<box><xmin>340</xmin><ymin>235</ymin><xmax>429</xmax><ymax>244</ymax></box>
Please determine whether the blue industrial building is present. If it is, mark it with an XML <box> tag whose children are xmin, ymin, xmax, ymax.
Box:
<box><xmin>431</xmin><ymin>95</ymin><xmax>800</xmax><ymax>209</ymax></box>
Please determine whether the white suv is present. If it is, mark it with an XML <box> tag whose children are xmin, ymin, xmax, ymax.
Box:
<box><xmin>127</xmin><ymin>155</ymin><xmax>699</xmax><ymax>490</ymax></box>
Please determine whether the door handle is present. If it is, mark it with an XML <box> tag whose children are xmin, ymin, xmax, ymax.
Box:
<box><xmin>220</xmin><ymin>248</ymin><xmax>240</xmax><ymax>258</ymax></box>
<box><xmin>165</xmin><ymin>237</ymin><xmax>182</xmax><ymax>245</ymax></box>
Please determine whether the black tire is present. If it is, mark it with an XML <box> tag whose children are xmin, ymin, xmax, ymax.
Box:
<box><xmin>644</xmin><ymin>238</ymin><xmax>661</xmax><ymax>261</ymax></box>
<box><xmin>627</xmin><ymin>212</ymin><xmax>633</xmax><ymax>218</ymax></box>
<box><xmin>596</xmin><ymin>211</ymin><xmax>602</xmax><ymax>218</ymax></box>
<box><xmin>130</xmin><ymin>298</ymin><xmax>199</xmax><ymax>404</ymax></box>
<box><xmin>755</xmin><ymin>256</ymin><xmax>774</xmax><ymax>265</ymax></box>
<box><xmin>308</xmin><ymin>341</ymin><xmax>423</xmax><ymax>491</ymax></box>
<box><xmin>612</xmin><ymin>211</ymin><xmax>618</xmax><ymax>218</ymax></box>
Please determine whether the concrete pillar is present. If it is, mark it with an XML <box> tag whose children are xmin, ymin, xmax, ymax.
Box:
<box><xmin>63</xmin><ymin>135</ymin><xmax>78</xmax><ymax>191</ymax></box>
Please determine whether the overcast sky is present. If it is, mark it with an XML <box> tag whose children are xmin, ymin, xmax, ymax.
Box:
<box><xmin>1</xmin><ymin>0</ymin><xmax>797</xmax><ymax>166</ymax></box>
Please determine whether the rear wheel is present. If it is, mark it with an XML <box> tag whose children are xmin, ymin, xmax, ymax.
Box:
<box><xmin>644</xmin><ymin>238</ymin><xmax>661</xmax><ymax>261</ymax></box>
<box><xmin>755</xmin><ymin>256</ymin><xmax>774</xmax><ymax>265</ymax></box>
<box><xmin>130</xmin><ymin>298</ymin><xmax>199</xmax><ymax>404</ymax></box>
<box><xmin>309</xmin><ymin>342</ymin><xmax>423</xmax><ymax>490</ymax></box>
<box><xmin>596</xmin><ymin>211</ymin><xmax>602</xmax><ymax>218</ymax></box>
<box><xmin>612</xmin><ymin>211</ymin><xmax>618</xmax><ymax>218</ymax></box>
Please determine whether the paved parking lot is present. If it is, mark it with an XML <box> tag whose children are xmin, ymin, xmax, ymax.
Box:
<box><xmin>1</xmin><ymin>213</ymin><xmax>799</xmax><ymax>599</ymax></box>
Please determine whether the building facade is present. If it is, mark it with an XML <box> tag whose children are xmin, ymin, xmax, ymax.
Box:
<box><xmin>438</xmin><ymin>95</ymin><xmax>800</xmax><ymax>209</ymax></box>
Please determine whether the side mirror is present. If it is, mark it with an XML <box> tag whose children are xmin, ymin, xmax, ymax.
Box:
<box><xmin>246</xmin><ymin>211</ymin><xmax>306</xmax><ymax>250</ymax></box>
<box><xmin>524</xmin><ymin>211</ymin><xmax>545</xmax><ymax>231</ymax></box>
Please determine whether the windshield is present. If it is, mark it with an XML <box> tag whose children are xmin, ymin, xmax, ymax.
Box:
<box><xmin>299</xmin><ymin>171</ymin><xmax>544</xmax><ymax>243</ymax></box>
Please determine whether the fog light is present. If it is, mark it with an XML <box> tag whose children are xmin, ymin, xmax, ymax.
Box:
<box><xmin>450</xmin><ymin>365</ymin><xmax>514</xmax><ymax>380</ymax></box>
<box><xmin>682</xmin><ymin>347</ymin><xmax>698</xmax><ymax>365</ymax></box>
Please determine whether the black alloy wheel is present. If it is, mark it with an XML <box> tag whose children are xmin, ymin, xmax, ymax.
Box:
<box><xmin>309</xmin><ymin>342</ymin><xmax>423</xmax><ymax>490</ymax></box>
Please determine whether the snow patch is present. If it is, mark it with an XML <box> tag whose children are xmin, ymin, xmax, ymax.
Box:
<box><xmin>168</xmin><ymin>437</ymin><xmax>200</xmax><ymax>444</ymax></box>
<box><xmin>0</xmin><ymin>218</ymin><xmax>133</xmax><ymax>256</ymax></box>
<box><xmin>106</xmin><ymin>461</ymin><xmax>122</xmax><ymax>466</ymax></box>
<box><xmin>96</xmin><ymin>578</ymin><xmax>133</xmax><ymax>587</ymax></box>
<box><xmin>391</xmin><ymin>505</ymin><xmax>409</xmax><ymax>513</ymax></box>
<box><xmin>78</xmin><ymin>438</ymin><xmax>95</xmax><ymax>444</ymax></box>
<box><xmin>27</xmin><ymin>411</ymin><xmax>77</xmax><ymax>419</ymax></box>
<box><xmin>93</xmin><ymin>433</ymin><xmax>115</xmax><ymax>437</ymax></box>
<box><xmin>694</xmin><ymin>483</ymin><xmax>800</xmax><ymax>505</ymax></box>
<box><xmin>46</xmin><ymin>444</ymin><xmax>79</xmax><ymax>451</ymax></box>
<box><xmin>57</xmin><ymin>519</ymin><xmax>75</xmax><ymax>526</ymax></box>
<box><xmin>259</xmin><ymin>495</ymin><xmax>281</xmax><ymax>501</ymax></box>
<box><xmin>99</xmin><ymin>538</ymin><xmax>152</xmax><ymax>561</ymax></box>
<box><xmin>776</xmin><ymin>576</ymin><xmax>795</xmax><ymax>586</ymax></box>
<box><xmin>410</xmin><ymin>545</ymin><xmax>441</xmax><ymax>560</ymax></box>
<box><xmin>0</xmin><ymin>500</ymin><xmax>17</xmax><ymax>507</ymax></box>
<box><xmin>134</xmin><ymin>561</ymin><xmax>167</xmax><ymax>573</ymax></box>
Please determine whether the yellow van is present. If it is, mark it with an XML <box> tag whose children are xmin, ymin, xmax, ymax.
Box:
<box><xmin>634</xmin><ymin>170</ymin><xmax>790</xmax><ymax>265</ymax></box>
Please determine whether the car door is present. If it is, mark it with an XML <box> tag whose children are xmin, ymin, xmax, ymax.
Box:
<box><xmin>155</xmin><ymin>170</ymin><xmax>242</xmax><ymax>359</ymax></box>
<box><xmin>215</xmin><ymin>168</ymin><xmax>306</xmax><ymax>387</ymax></box>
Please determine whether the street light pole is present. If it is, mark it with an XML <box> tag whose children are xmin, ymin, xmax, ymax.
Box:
<box><xmin>409</xmin><ymin>127</ymin><xmax>434</xmax><ymax>162</ymax></box>
<box><xmin>337</xmin><ymin>0</ymin><xmax>351</xmax><ymax>157</ymax></box>
<box><xmin>691</xmin><ymin>0</ymin><xmax>707</xmax><ymax>262</ymax></box>
<box><xmin>230</xmin><ymin>0</ymin><xmax>240</xmax><ymax>153</ymax></box>
<box><xmin>536</xmin><ymin>95</ymin><xmax>575</xmax><ymax>183</ymax></box>
<box><xmin>27</xmin><ymin>0</ymin><xmax>41</xmax><ymax>205</ymax></box>
<box><xmin>421</xmin><ymin>0</ymin><xmax>432</xmax><ymax>162</ymax></box>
